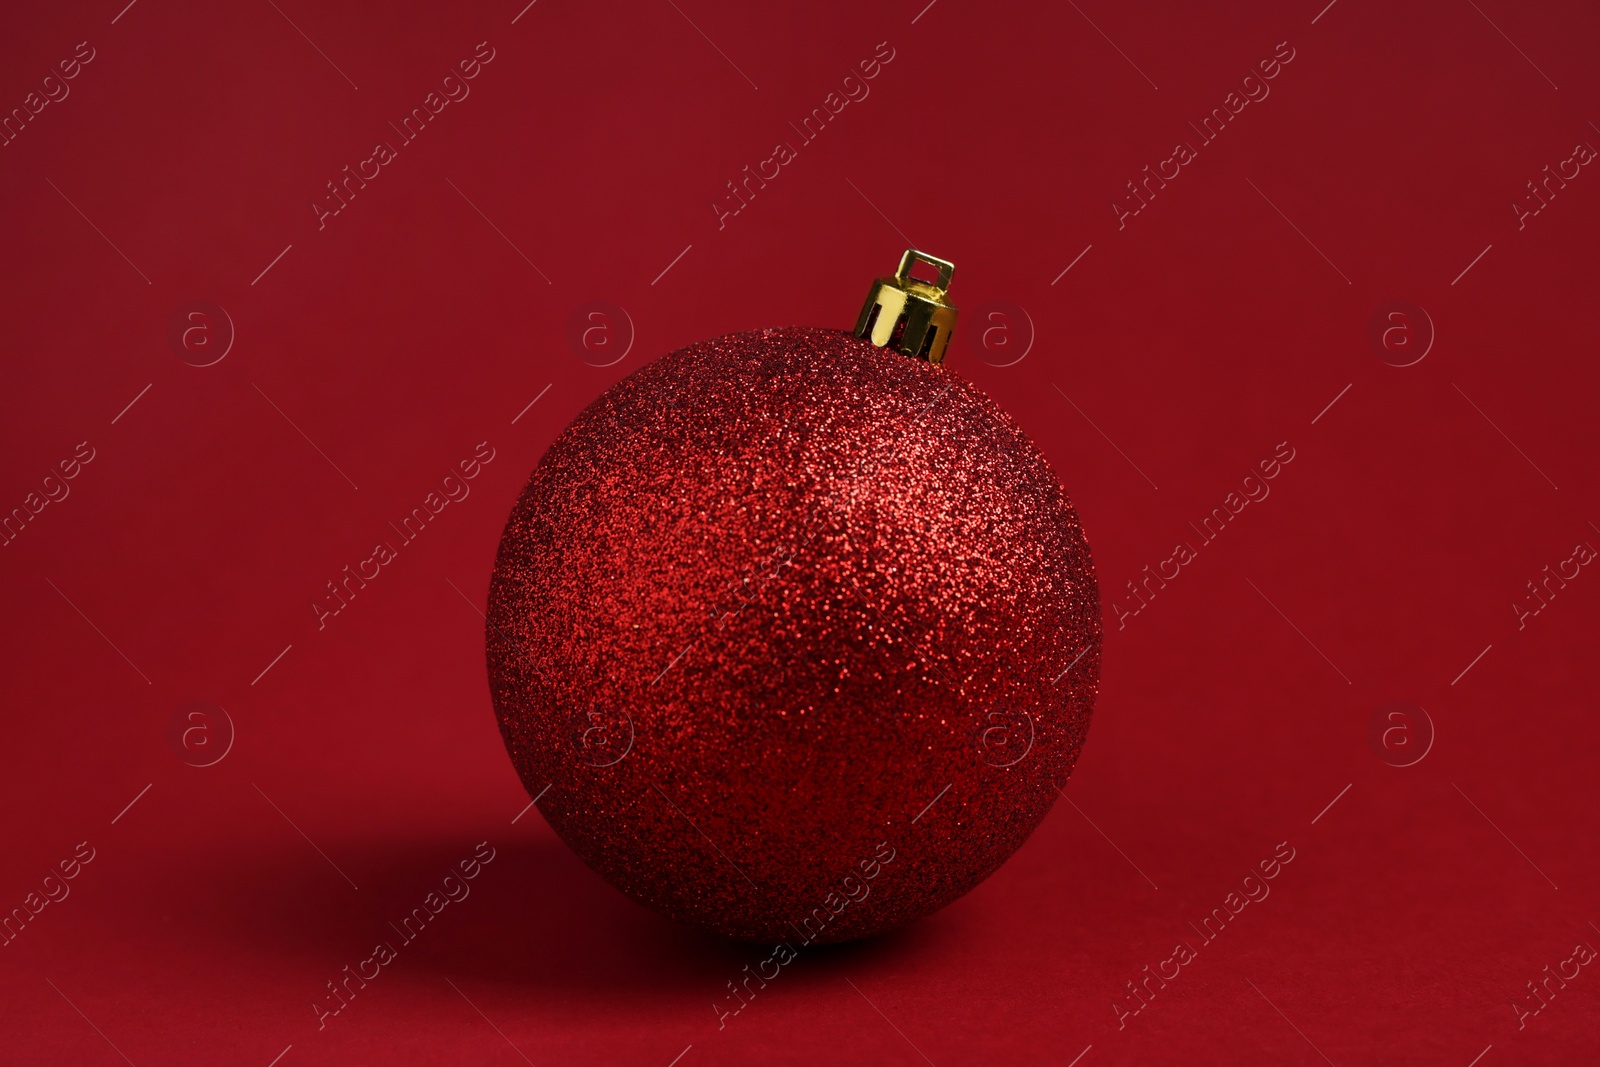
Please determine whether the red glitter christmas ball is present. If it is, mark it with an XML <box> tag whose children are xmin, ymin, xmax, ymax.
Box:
<box><xmin>487</xmin><ymin>253</ymin><xmax>1100</xmax><ymax>944</ymax></box>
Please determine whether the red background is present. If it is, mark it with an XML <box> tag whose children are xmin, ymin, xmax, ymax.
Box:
<box><xmin>3</xmin><ymin>0</ymin><xmax>1598</xmax><ymax>1063</ymax></box>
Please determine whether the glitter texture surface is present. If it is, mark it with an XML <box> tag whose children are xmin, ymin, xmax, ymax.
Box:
<box><xmin>486</xmin><ymin>326</ymin><xmax>1100</xmax><ymax>943</ymax></box>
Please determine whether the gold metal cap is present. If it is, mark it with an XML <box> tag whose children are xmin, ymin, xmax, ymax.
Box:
<box><xmin>853</xmin><ymin>250</ymin><xmax>959</xmax><ymax>366</ymax></box>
